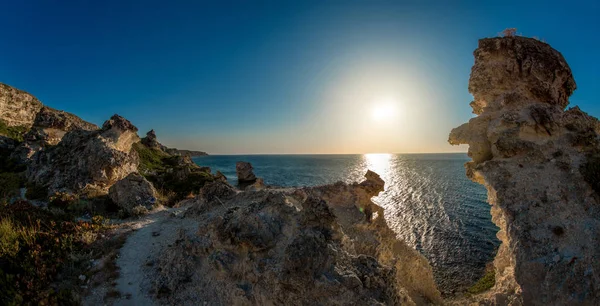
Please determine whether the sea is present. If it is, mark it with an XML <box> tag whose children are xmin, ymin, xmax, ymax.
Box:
<box><xmin>192</xmin><ymin>153</ymin><xmax>500</xmax><ymax>294</ymax></box>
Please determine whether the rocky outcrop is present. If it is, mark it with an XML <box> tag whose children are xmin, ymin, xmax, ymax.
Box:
<box><xmin>26</xmin><ymin>106</ymin><xmax>98</xmax><ymax>145</ymax></box>
<box><xmin>449</xmin><ymin>36</ymin><xmax>600</xmax><ymax>305</ymax></box>
<box><xmin>12</xmin><ymin>106</ymin><xmax>99</xmax><ymax>162</ymax></box>
<box><xmin>141</xmin><ymin>129</ymin><xmax>164</xmax><ymax>150</ymax></box>
<box><xmin>0</xmin><ymin>83</ymin><xmax>43</xmax><ymax>128</ymax></box>
<box><xmin>27</xmin><ymin>114</ymin><xmax>140</xmax><ymax>196</ymax></box>
<box><xmin>153</xmin><ymin>171</ymin><xmax>441</xmax><ymax>305</ymax></box>
<box><xmin>109</xmin><ymin>172</ymin><xmax>158</xmax><ymax>214</ymax></box>
<box><xmin>236</xmin><ymin>161</ymin><xmax>257</xmax><ymax>183</ymax></box>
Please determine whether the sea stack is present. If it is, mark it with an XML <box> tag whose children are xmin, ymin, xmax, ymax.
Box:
<box><xmin>236</xmin><ymin>161</ymin><xmax>257</xmax><ymax>183</ymax></box>
<box><xmin>449</xmin><ymin>36</ymin><xmax>600</xmax><ymax>305</ymax></box>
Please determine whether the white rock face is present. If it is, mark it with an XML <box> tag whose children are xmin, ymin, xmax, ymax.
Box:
<box><xmin>450</xmin><ymin>36</ymin><xmax>600</xmax><ymax>305</ymax></box>
<box><xmin>27</xmin><ymin>114</ymin><xmax>140</xmax><ymax>196</ymax></box>
<box><xmin>0</xmin><ymin>83</ymin><xmax>43</xmax><ymax>128</ymax></box>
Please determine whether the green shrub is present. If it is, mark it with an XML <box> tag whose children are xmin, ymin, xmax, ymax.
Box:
<box><xmin>133</xmin><ymin>142</ymin><xmax>170</xmax><ymax>173</ymax></box>
<box><xmin>0</xmin><ymin>119</ymin><xmax>28</xmax><ymax>142</ymax></box>
<box><xmin>468</xmin><ymin>269</ymin><xmax>496</xmax><ymax>294</ymax></box>
<box><xmin>0</xmin><ymin>201</ymin><xmax>112</xmax><ymax>304</ymax></box>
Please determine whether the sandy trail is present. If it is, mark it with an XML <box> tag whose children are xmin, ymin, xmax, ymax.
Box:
<box><xmin>85</xmin><ymin>204</ymin><xmax>197</xmax><ymax>305</ymax></box>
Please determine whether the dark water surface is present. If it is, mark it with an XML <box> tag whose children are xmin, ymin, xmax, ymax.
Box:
<box><xmin>193</xmin><ymin>153</ymin><xmax>500</xmax><ymax>293</ymax></box>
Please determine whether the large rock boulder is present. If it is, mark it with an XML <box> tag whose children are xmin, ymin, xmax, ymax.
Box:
<box><xmin>0</xmin><ymin>83</ymin><xmax>43</xmax><ymax>128</ymax></box>
<box><xmin>27</xmin><ymin>114</ymin><xmax>140</xmax><ymax>196</ymax></box>
<box><xmin>236</xmin><ymin>161</ymin><xmax>256</xmax><ymax>183</ymax></box>
<box><xmin>449</xmin><ymin>36</ymin><xmax>600</xmax><ymax>305</ymax></box>
<box><xmin>109</xmin><ymin>172</ymin><xmax>158</xmax><ymax>214</ymax></box>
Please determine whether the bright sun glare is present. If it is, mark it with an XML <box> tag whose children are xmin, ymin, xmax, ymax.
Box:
<box><xmin>371</xmin><ymin>98</ymin><xmax>397</xmax><ymax>121</ymax></box>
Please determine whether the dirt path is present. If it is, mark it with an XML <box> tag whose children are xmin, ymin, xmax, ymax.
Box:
<box><xmin>84</xmin><ymin>204</ymin><xmax>197</xmax><ymax>305</ymax></box>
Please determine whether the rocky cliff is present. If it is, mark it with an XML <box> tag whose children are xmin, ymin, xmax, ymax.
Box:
<box><xmin>153</xmin><ymin>171</ymin><xmax>441</xmax><ymax>305</ymax></box>
<box><xmin>0</xmin><ymin>83</ymin><xmax>43</xmax><ymax>128</ymax></box>
<box><xmin>449</xmin><ymin>36</ymin><xmax>600</xmax><ymax>305</ymax></box>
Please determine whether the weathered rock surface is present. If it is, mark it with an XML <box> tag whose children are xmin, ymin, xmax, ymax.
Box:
<box><xmin>26</xmin><ymin>106</ymin><xmax>98</xmax><ymax>145</ymax></box>
<box><xmin>152</xmin><ymin>171</ymin><xmax>442</xmax><ymax>305</ymax></box>
<box><xmin>27</xmin><ymin>114</ymin><xmax>140</xmax><ymax>196</ymax></box>
<box><xmin>449</xmin><ymin>36</ymin><xmax>600</xmax><ymax>305</ymax></box>
<box><xmin>0</xmin><ymin>83</ymin><xmax>43</xmax><ymax>128</ymax></box>
<box><xmin>141</xmin><ymin>129</ymin><xmax>164</xmax><ymax>150</ymax></box>
<box><xmin>12</xmin><ymin>106</ymin><xmax>99</xmax><ymax>162</ymax></box>
<box><xmin>236</xmin><ymin>161</ymin><xmax>257</xmax><ymax>183</ymax></box>
<box><xmin>109</xmin><ymin>172</ymin><xmax>158</xmax><ymax>214</ymax></box>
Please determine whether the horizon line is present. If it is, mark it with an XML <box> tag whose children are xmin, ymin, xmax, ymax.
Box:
<box><xmin>194</xmin><ymin>151</ymin><xmax>469</xmax><ymax>156</ymax></box>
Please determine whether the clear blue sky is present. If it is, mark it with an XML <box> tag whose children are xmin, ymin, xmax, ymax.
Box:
<box><xmin>1</xmin><ymin>0</ymin><xmax>598</xmax><ymax>154</ymax></box>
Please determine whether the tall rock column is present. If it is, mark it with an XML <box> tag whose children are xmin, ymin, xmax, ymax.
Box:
<box><xmin>450</xmin><ymin>37</ymin><xmax>600</xmax><ymax>305</ymax></box>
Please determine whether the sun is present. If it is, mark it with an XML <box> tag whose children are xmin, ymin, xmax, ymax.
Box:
<box><xmin>371</xmin><ymin>98</ymin><xmax>397</xmax><ymax>121</ymax></box>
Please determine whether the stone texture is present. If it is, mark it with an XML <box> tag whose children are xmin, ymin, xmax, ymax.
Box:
<box><xmin>27</xmin><ymin>114</ymin><xmax>140</xmax><ymax>196</ymax></box>
<box><xmin>236</xmin><ymin>161</ymin><xmax>256</xmax><ymax>183</ymax></box>
<box><xmin>153</xmin><ymin>171</ymin><xmax>441</xmax><ymax>305</ymax></box>
<box><xmin>12</xmin><ymin>106</ymin><xmax>99</xmax><ymax>162</ymax></box>
<box><xmin>0</xmin><ymin>83</ymin><xmax>43</xmax><ymax>128</ymax></box>
<box><xmin>109</xmin><ymin>172</ymin><xmax>158</xmax><ymax>214</ymax></box>
<box><xmin>449</xmin><ymin>36</ymin><xmax>600</xmax><ymax>305</ymax></box>
<box><xmin>141</xmin><ymin>129</ymin><xmax>163</xmax><ymax>150</ymax></box>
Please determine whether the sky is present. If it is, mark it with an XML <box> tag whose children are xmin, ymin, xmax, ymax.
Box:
<box><xmin>1</xmin><ymin>0</ymin><xmax>598</xmax><ymax>154</ymax></box>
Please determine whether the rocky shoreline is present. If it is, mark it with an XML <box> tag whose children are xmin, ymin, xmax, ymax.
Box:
<box><xmin>1</xmin><ymin>35</ymin><xmax>599</xmax><ymax>305</ymax></box>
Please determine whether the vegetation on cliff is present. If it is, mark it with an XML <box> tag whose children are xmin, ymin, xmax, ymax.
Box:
<box><xmin>133</xmin><ymin>139</ymin><xmax>214</xmax><ymax>204</ymax></box>
<box><xmin>0</xmin><ymin>119</ymin><xmax>28</xmax><ymax>142</ymax></box>
<box><xmin>0</xmin><ymin>201</ymin><xmax>114</xmax><ymax>305</ymax></box>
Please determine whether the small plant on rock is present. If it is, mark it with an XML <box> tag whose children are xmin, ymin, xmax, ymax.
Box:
<box><xmin>501</xmin><ymin>28</ymin><xmax>517</xmax><ymax>37</ymax></box>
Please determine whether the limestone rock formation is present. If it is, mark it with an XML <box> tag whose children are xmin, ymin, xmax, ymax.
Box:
<box><xmin>236</xmin><ymin>161</ymin><xmax>257</xmax><ymax>183</ymax></box>
<box><xmin>0</xmin><ymin>83</ymin><xmax>43</xmax><ymax>128</ymax></box>
<box><xmin>141</xmin><ymin>129</ymin><xmax>163</xmax><ymax>150</ymax></box>
<box><xmin>12</xmin><ymin>106</ymin><xmax>99</xmax><ymax>162</ymax></box>
<box><xmin>153</xmin><ymin>171</ymin><xmax>441</xmax><ymax>305</ymax></box>
<box><xmin>449</xmin><ymin>36</ymin><xmax>600</xmax><ymax>305</ymax></box>
<box><xmin>214</xmin><ymin>170</ymin><xmax>228</xmax><ymax>183</ymax></box>
<box><xmin>27</xmin><ymin>106</ymin><xmax>98</xmax><ymax>145</ymax></box>
<box><xmin>27</xmin><ymin>114</ymin><xmax>140</xmax><ymax>196</ymax></box>
<box><xmin>109</xmin><ymin>172</ymin><xmax>158</xmax><ymax>214</ymax></box>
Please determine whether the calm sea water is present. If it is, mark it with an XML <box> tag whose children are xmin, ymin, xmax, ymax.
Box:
<box><xmin>193</xmin><ymin>153</ymin><xmax>500</xmax><ymax>294</ymax></box>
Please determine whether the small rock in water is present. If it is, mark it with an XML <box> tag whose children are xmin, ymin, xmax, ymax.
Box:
<box><xmin>152</xmin><ymin>231</ymin><xmax>160</xmax><ymax>237</ymax></box>
<box><xmin>79</xmin><ymin>274</ymin><xmax>87</xmax><ymax>281</ymax></box>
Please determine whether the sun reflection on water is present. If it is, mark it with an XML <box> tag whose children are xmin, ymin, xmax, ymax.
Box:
<box><xmin>364</xmin><ymin>153</ymin><xmax>393</xmax><ymax>183</ymax></box>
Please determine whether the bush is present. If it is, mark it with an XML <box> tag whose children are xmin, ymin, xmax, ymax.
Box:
<box><xmin>131</xmin><ymin>205</ymin><xmax>149</xmax><ymax>216</ymax></box>
<box><xmin>501</xmin><ymin>28</ymin><xmax>517</xmax><ymax>37</ymax></box>
<box><xmin>0</xmin><ymin>119</ymin><xmax>28</xmax><ymax>142</ymax></box>
<box><xmin>133</xmin><ymin>142</ymin><xmax>170</xmax><ymax>173</ymax></box>
<box><xmin>0</xmin><ymin>201</ymin><xmax>111</xmax><ymax>304</ymax></box>
<box><xmin>468</xmin><ymin>269</ymin><xmax>496</xmax><ymax>294</ymax></box>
